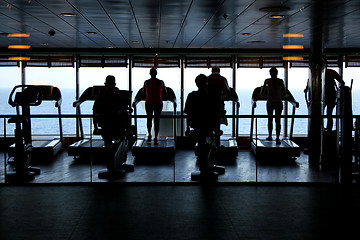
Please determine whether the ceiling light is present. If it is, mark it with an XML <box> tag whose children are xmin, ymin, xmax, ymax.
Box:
<box><xmin>8</xmin><ymin>45</ymin><xmax>31</xmax><ymax>49</ymax></box>
<box><xmin>8</xmin><ymin>33</ymin><xmax>30</xmax><ymax>37</ymax></box>
<box><xmin>8</xmin><ymin>56</ymin><xmax>31</xmax><ymax>61</ymax></box>
<box><xmin>283</xmin><ymin>34</ymin><xmax>304</xmax><ymax>38</ymax></box>
<box><xmin>131</xmin><ymin>40</ymin><xmax>139</xmax><ymax>43</ymax></box>
<box><xmin>61</xmin><ymin>13</ymin><xmax>76</xmax><ymax>17</ymax></box>
<box><xmin>271</xmin><ymin>15</ymin><xmax>284</xmax><ymax>19</ymax></box>
<box><xmin>282</xmin><ymin>45</ymin><xmax>304</xmax><ymax>49</ymax></box>
<box><xmin>87</xmin><ymin>32</ymin><xmax>96</xmax><ymax>35</ymax></box>
<box><xmin>241</xmin><ymin>33</ymin><xmax>251</xmax><ymax>36</ymax></box>
<box><xmin>40</xmin><ymin>43</ymin><xmax>48</xmax><ymax>46</ymax></box>
<box><xmin>283</xmin><ymin>56</ymin><xmax>304</xmax><ymax>61</ymax></box>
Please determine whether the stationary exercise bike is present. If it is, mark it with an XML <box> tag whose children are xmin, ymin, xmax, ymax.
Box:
<box><xmin>6</xmin><ymin>85</ymin><xmax>43</xmax><ymax>182</ymax></box>
<box><xmin>97</xmin><ymin>90</ymin><xmax>135</xmax><ymax>180</ymax></box>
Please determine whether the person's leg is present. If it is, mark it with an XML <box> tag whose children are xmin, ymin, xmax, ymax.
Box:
<box><xmin>153</xmin><ymin>104</ymin><xmax>163</xmax><ymax>144</ymax></box>
<box><xmin>275</xmin><ymin>105</ymin><xmax>283</xmax><ymax>144</ymax></box>
<box><xmin>266</xmin><ymin>103</ymin><xmax>274</xmax><ymax>140</ymax></box>
<box><xmin>145</xmin><ymin>104</ymin><xmax>154</xmax><ymax>142</ymax></box>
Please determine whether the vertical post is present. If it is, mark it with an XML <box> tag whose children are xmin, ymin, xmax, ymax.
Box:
<box><xmin>180</xmin><ymin>55</ymin><xmax>184</xmax><ymax>137</ymax></box>
<box><xmin>308</xmin><ymin>38</ymin><xmax>324</xmax><ymax>167</ymax></box>
<box><xmin>284</xmin><ymin>62</ymin><xmax>289</xmax><ymax>138</ymax></box>
<box><xmin>232</xmin><ymin>55</ymin><xmax>236</xmax><ymax>138</ymax></box>
<box><xmin>128</xmin><ymin>55</ymin><xmax>132</xmax><ymax>92</ymax></box>
<box><xmin>21</xmin><ymin>61</ymin><xmax>25</xmax><ymax>85</ymax></box>
<box><xmin>75</xmin><ymin>55</ymin><xmax>80</xmax><ymax>138</ymax></box>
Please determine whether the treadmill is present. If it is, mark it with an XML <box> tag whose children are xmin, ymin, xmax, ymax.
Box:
<box><xmin>8</xmin><ymin>85</ymin><xmax>63</xmax><ymax>160</ymax></box>
<box><xmin>131</xmin><ymin>87</ymin><xmax>176</xmax><ymax>159</ymax></box>
<box><xmin>220</xmin><ymin>87</ymin><xmax>240</xmax><ymax>157</ymax></box>
<box><xmin>68</xmin><ymin>86</ymin><xmax>132</xmax><ymax>158</ymax></box>
<box><xmin>250</xmin><ymin>86</ymin><xmax>301</xmax><ymax>159</ymax></box>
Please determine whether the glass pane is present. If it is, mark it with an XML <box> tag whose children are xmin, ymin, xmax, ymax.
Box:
<box><xmin>26</xmin><ymin>67</ymin><xmax>76</xmax><ymax>135</ymax></box>
<box><xmin>0</xmin><ymin>67</ymin><xmax>21</xmax><ymax>136</ymax></box>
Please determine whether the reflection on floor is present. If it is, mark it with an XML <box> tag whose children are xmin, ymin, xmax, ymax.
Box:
<box><xmin>0</xmin><ymin>149</ymin><xmax>336</xmax><ymax>183</ymax></box>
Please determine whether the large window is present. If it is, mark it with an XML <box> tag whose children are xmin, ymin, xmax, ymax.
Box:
<box><xmin>26</xmin><ymin>67</ymin><xmax>76</xmax><ymax>135</ymax></box>
<box><xmin>132</xmin><ymin>67</ymin><xmax>180</xmax><ymax>136</ymax></box>
<box><xmin>78</xmin><ymin>67</ymin><xmax>129</xmax><ymax>135</ymax></box>
<box><xmin>236</xmin><ymin>67</ymin><xmax>284</xmax><ymax>136</ymax></box>
<box><xmin>184</xmin><ymin>67</ymin><xmax>233</xmax><ymax>135</ymax></box>
<box><xmin>0</xmin><ymin>67</ymin><xmax>21</xmax><ymax>136</ymax></box>
<box><xmin>287</xmin><ymin>67</ymin><xmax>309</xmax><ymax>135</ymax></box>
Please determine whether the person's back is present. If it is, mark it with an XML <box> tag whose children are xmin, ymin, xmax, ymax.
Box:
<box><xmin>93</xmin><ymin>76</ymin><xmax>128</xmax><ymax>138</ymax></box>
<box><xmin>185</xmin><ymin>74</ymin><xmax>213</xmax><ymax>135</ymax></box>
<box><xmin>207</xmin><ymin>66</ymin><xmax>229</xmax><ymax>98</ymax></box>
<box><xmin>263</xmin><ymin>77</ymin><xmax>285</xmax><ymax>103</ymax></box>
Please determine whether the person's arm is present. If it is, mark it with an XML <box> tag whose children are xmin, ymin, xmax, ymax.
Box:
<box><xmin>334</xmin><ymin>72</ymin><xmax>345</xmax><ymax>87</ymax></box>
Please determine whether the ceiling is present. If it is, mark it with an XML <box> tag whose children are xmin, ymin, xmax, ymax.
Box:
<box><xmin>1</xmin><ymin>0</ymin><xmax>360</xmax><ymax>53</ymax></box>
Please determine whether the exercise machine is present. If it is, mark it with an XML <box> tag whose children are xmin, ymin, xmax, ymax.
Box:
<box><xmin>250</xmin><ymin>86</ymin><xmax>301</xmax><ymax>159</ymax></box>
<box><xmin>97</xmin><ymin>93</ymin><xmax>135</xmax><ymax>179</ymax></box>
<box><xmin>6</xmin><ymin>85</ymin><xmax>43</xmax><ymax>182</ymax></box>
<box><xmin>8</xmin><ymin>85</ymin><xmax>63</xmax><ymax>161</ymax></box>
<box><xmin>131</xmin><ymin>87</ymin><xmax>177</xmax><ymax>160</ymax></box>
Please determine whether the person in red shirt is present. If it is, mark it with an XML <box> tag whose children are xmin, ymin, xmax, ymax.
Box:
<box><xmin>207</xmin><ymin>66</ymin><xmax>230</xmax><ymax>128</ymax></box>
<box><xmin>142</xmin><ymin>68</ymin><xmax>167</xmax><ymax>145</ymax></box>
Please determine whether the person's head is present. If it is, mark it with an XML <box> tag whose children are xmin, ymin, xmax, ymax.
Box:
<box><xmin>195</xmin><ymin>74</ymin><xmax>207</xmax><ymax>90</ymax></box>
<box><xmin>270</xmin><ymin>67</ymin><xmax>278</xmax><ymax>77</ymax></box>
<box><xmin>105</xmin><ymin>75</ymin><xmax>116</xmax><ymax>89</ymax></box>
<box><xmin>150</xmin><ymin>67</ymin><xmax>157</xmax><ymax>78</ymax></box>
<box><xmin>211</xmin><ymin>66</ymin><xmax>220</xmax><ymax>74</ymax></box>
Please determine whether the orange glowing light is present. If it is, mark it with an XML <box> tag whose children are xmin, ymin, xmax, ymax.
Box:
<box><xmin>8</xmin><ymin>33</ymin><xmax>30</xmax><ymax>37</ymax></box>
<box><xmin>282</xmin><ymin>56</ymin><xmax>304</xmax><ymax>61</ymax></box>
<box><xmin>8</xmin><ymin>45</ymin><xmax>31</xmax><ymax>49</ymax></box>
<box><xmin>8</xmin><ymin>56</ymin><xmax>31</xmax><ymax>61</ymax></box>
<box><xmin>282</xmin><ymin>45</ymin><xmax>304</xmax><ymax>49</ymax></box>
<box><xmin>283</xmin><ymin>34</ymin><xmax>304</xmax><ymax>38</ymax></box>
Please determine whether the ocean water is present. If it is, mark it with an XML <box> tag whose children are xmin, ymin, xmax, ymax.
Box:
<box><xmin>1</xmin><ymin>88</ymin><xmax>359</xmax><ymax>137</ymax></box>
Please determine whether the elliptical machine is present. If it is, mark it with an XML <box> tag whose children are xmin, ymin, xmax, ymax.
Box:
<box><xmin>6</xmin><ymin>85</ymin><xmax>43</xmax><ymax>182</ymax></box>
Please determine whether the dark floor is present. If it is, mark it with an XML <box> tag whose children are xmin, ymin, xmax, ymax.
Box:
<box><xmin>1</xmin><ymin>184</ymin><xmax>360</xmax><ymax>240</ymax></box>
<box><xmin>0</xmin><ymin>148</ymin><xmax>336</xmax><ymax>183</ymax></box>
<box><xmin>1</xmin><ymin>148</ymin><xmax>357</xmax><ymax>239</ymax></box>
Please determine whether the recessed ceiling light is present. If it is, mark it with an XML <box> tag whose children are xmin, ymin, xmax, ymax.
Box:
<box><xmin>271</xmin><ymin>15</ymin><xmax>285</xmax><ymax>19</ymax></box>
<box><xmin>131</xmin><ymin>40</ymin><xmax>139</xmax><ymax>43</ymax></box>
<box><xmin>283</xmin><ymin>56</ymin><xmax>304</xmax><ymax>61</ymax></box>
<box><xmin>8</xmin><ymin>33</ymin><xmax>30</xmax><ymax>37</ymax></box>
<box><xmin>283</xmin><ymin>34</ymin><xmax>304</xmax><ymax>38</ymax></box>
<box><xmin>87</xmin><ymin>32</ymin><xmax>96</xmax><ymax>35</ymax></box>
<box><xmin>241</xmin><ymin>33</ymin><xmax>251</xmax><ymax>36</ymax></box>
<box><xmin>8</xmin><ymin>45</ymin><xmax>31</xmax><ymax>49</ymax></box>
<box><xmin>8</xmin><ymin>56</ymin><xmax>31</xmax><ymax>61</ymax></box>
<box><xmin>61</xmin><ymin>13</ymin><xmax>76</xmax><ymax>17</ymax></box>
<box><xmin>40</xmin><ymin>43</ymin><xmax>48</xmax><ymax>46</ymax></box>
<box><xmin>283</xmin><ymin>45</ymin><xmax>304</xmax><ymax>49</ymax></box>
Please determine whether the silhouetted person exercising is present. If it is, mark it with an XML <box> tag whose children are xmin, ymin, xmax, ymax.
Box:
<box><xmin>185</xmin><ymin>74</ymin><xmax>217</xmax><ymax>175</ymax></box>
<box><xmin>324</xmin><ymin>68</ymin><xmax>344</xmax><ymax>131</ymax></box>
<box><xmin>93</xmin><ymin>75</ymin><xmax>128</xmax><ymax>173</ymax></box>
<box><xmin>207</xmin><ymin>66</ymin><xmax>230</xmax><ymax>127</ymax></box>
<box><xmin>261</xmin><ymin>67</ymin><xmax>285</xmax><ymax>145</ymax></box>
<box><xmin>184</xmin><ymin>74</ymin><xmax>213</xmax><ymax>136</ymax></box>
<box><xmin>143</xmin><ymin>67</ymin><xmax>167</xmax><ymax>145</ymax></box>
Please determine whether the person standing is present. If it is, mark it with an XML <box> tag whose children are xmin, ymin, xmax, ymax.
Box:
<box><xmin>261</xmin><ymin>67</ymin><xmax>286</xmax><ymax>145</ymax></box>
<box><xmin>324</xmin><ymin>68</ymin><xmax>344</xmax><ymax>131</ymax></box>
<box><xmin>142</xmin><ymin>67</ymin><xmax>167</xmax><ymax>145</ymax></box>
